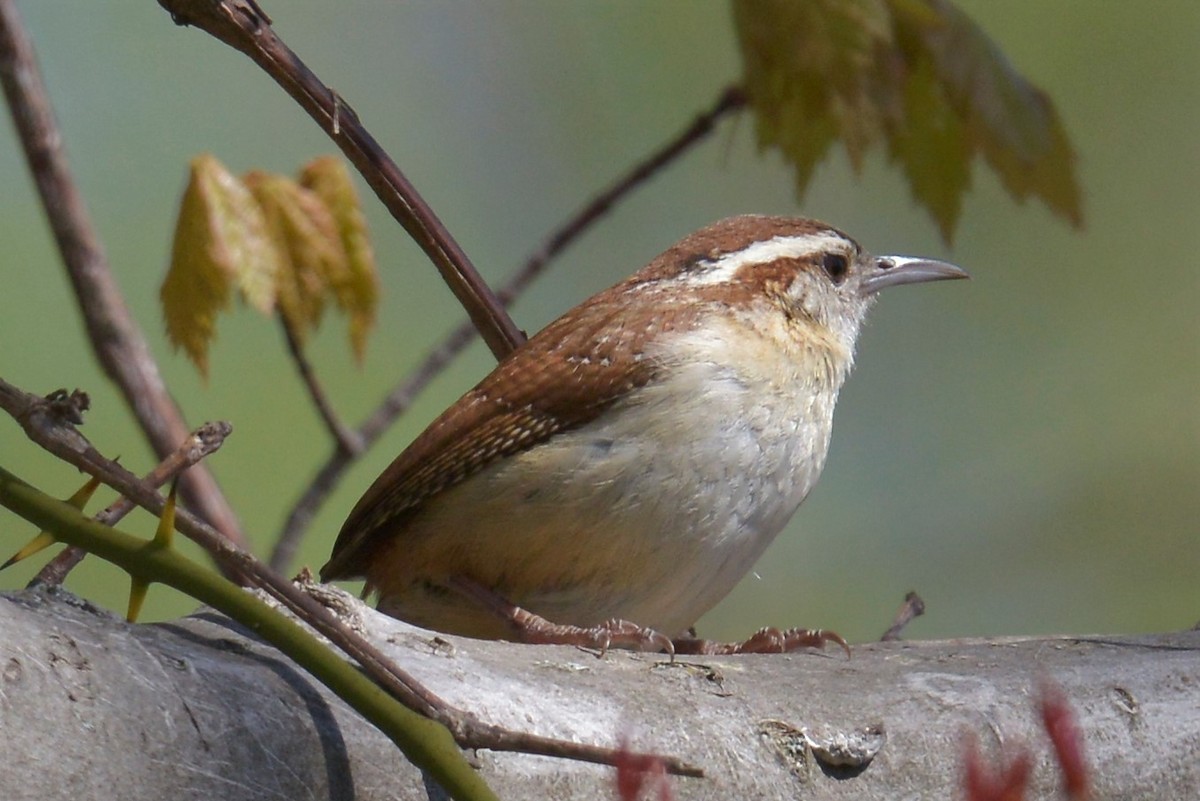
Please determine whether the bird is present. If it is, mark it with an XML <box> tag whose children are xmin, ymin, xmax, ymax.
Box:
<box><xmin>321</xmin><ymin>215</ymin><xmax>967</xmax><ymax>654</ymax></box>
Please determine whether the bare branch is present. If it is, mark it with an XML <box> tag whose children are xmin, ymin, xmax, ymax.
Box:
<box><xmin>11</xmin><ymin>588</ymin><xmax>1200</xmax><ymax>798</ymax></box>
<box><xmin>32</xmin><ymin>421</ymin><xmax>233</xmax><ymax>586</ymax></box>
<box><xmin>156</xmin><ymin>0</ymin><xmax>523</xmax><ymax>358</ymax></box>
<box><xmin>0</xmin><ymin>377</ymin><xmax>698</xmax><ymax>776</ymax></box>
<box><xmin>523</xmin><ymin>84</ymin><xmax>746</xmax><ymax>276</ymax></box>
<box><xmin>269</xmin><ymin>321</ymin><xmax>476</xmax><ymax>570</ymax></box>
<box><xmin>0</xmin><ymin>0</ymin><xmax>248</xmax><ymax>553</ymax></box>
<box><xmin>881</xmin><ymin>591</ymin><xmax>926</xmax><ymax>641</ymax></box>
<box><xmin>269</xmin><ymin>85</ymin><xmax>747</xmax><ymax>570</ymax></box>
<box><xmin>278</xmin><ymin>318</ymin><xmax>363</xmax><ymax>456</ymax></box>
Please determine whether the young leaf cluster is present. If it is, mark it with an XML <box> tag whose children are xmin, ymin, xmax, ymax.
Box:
<box><xmin>733</xmin><ymin>0</ymin><xmax>1083</xmax><ymax>242</ymax></box>
<box><xmin>160</xmin><ymin>154</ymin><xmax>379</xmax><ymax>377</ymax></box>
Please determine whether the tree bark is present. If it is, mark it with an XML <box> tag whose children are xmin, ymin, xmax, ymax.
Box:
<box><xmin>1</xmin><ymin>587</ymin><xmax>1197</xmax><ymax>800</ymax></box>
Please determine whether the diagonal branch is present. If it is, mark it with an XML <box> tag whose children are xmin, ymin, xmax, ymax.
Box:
<box><xmin>881</xmin><ymin>590</ymin><xmax>926</xmax><ymax>641</ymax></box>
<box><xmin>0</xmin><ymin>467</ymin><xmax>499</xmax><ymax>801</ymax></box>
<box><xmin>0</xmin><ymin>376</ymin><xmax>701</xmax><ymax>778</ymax></box>
<box><xmin>269</xmin><ymin>85</ymin><xmax>748</xmax><ymax>570</ymax></box>
<box><xmin>278</xmin><ymin>317</ymin><xmax>364</xmax><ymax>456</ymax></box>
<box><xmin>0</xmin><ymin>0</ymin><xmax>248</xmax><ymax>555</ymax></box>
<box><xmin>156</xmin><ymin>0</ymin><xmax>524</xmax><ymax>359</ymax></box>
<box><xmin>32</xmin><ymin>420</ymin><xmax>234</xmax><ymax>586</ymax></box>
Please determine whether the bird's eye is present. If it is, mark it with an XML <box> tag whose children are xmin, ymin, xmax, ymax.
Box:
<box><xmin>822</xmin><ymin>252</ymin><xmax>849</xmax><ymax>284</ymax></box>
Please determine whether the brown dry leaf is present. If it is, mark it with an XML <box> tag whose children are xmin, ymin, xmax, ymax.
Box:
<box><xmin>244</xmin><ymin>171</ymin><xmax>349</xmax><ymax>346</ymax></box>
<box><xmin>161</xmin><ymin>154</ymin><xmax>280</xmax><ymax>377</ymax></box>
<box><xmin>299</xmin><ymin>156</ymin><xmax>379</xmax><ymax>363</ymax></box>
<box><xmin>732</xmin><ymin>0</ymin><xmax>1082</xmax><ymax>242</ymax></box>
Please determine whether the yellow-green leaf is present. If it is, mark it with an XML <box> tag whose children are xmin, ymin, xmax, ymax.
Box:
<box><xmin>161</xmin><ymin>155</ymin><xmax>280</xmax><ymax>377</ymax></box>
<box><xmin>245</xmin><ymin>171</ymin><xmax>349</xmax><ymax>345</ymax></box>
<box><xmin>299</xmin><ymin>157</ymin><xmax>380</xmax><ymax>363</ymax></box>
<box><xmin>890</xmin><ymin>59</ymin><xmax>971</xmax><ymax>243</ymax></box>
<box><xmin>889</xmin><ymin>0</ymin><xmax>1083</xmax><ymax>227</ymax></box>
<box><xmin>732</xmin><ymin>0</ymin><xmax>1083</xmax><ymax>242</ymax></box>
<box><xmin>735</xmin><ymin>0</ymin><xmax>895</xmax><ymax>188</ymax></box>
<box><xmin>161</xmin><ymin>154</ymin><xmax>383</xmax><ymax>375</ymax></box>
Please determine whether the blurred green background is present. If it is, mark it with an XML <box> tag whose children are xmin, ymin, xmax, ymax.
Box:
<box><xmin>1</xmin><ymin>2</ymin><xmax>1196</xmax><ymax>643</ymax></box>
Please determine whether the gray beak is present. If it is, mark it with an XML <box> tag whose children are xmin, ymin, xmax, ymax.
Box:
<box><xmin>861</xmin><ymin>256</ymin><xmax>969</xmax><ymax>296</ymax></box>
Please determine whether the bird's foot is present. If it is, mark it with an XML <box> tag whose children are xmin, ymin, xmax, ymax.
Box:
<box><xmin>512</xmin><ymin>611</ymin><xmax>676</xmax><ymax>657</ymax></box>
<box><xmin>672</xmin><ymin>626</ymin><xmax>850</xmax><ymax>657</ymax></box>
<box><xmin>447</xmin><ymin>576</ymin><xmax>674</xmax><ymax>657</ymax></box>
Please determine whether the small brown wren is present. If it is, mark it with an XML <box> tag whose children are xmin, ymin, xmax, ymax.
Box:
<box><xmin>321</xmin><ymin>215</ymin><xmax>966</xmax><ymax>654</ymax></box>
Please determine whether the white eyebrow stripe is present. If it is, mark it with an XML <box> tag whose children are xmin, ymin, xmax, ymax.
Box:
<box><xmin>686</xmin><ymin>232</ymin><xmax>854</xmax><ymax>285</ymax></box>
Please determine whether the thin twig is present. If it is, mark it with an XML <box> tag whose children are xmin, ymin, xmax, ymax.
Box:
<box><xmin>156</xmin><ymin>0</ymin><xmax>523</xmax><ymax>359</ymax></box>
<box><xmin>269</xmin><ymin>85</ymin><xmax>747</xmax><ymax>570</ymax></box>
<box><xmin>881</xmin><ymin>591</ymin><xmax>926</xmax><ymax>641</ymax></box>
<box><xmin>0</xmin><ymin>376</ymin><xmax>438</xmax><ymax>717</ymax></box>
<box><xmin>31</xmin><ymin>421</ymin><xmax>233</xmax><ymax>586</ymax></box>
<box><xmin>278</xmin><ymin>318</ymin><xmax>363</xmax><ymax>456</ymax></box>
<box><xmin>0</xmin><ymin>377</ymin><xmax>700</xmax><ymax>777</ymax></box>
<box><xmin>269</xmin><ymin>321</ymin><xmax>476</xmax><ymax>570</ymax></box>
<box><xmin>0</xmin><ymin>0</ymin><xmax>248</xmax><ymax>554</ymax></box>
<box><xmin>0</xmin><ymin>467</ymin><xmax>498</xmax><ymax>801</ymax></box>
<box><xmin>523</xmin><ymin>84</ymin><xmax>746</xmax><ymax>275</ymax></box>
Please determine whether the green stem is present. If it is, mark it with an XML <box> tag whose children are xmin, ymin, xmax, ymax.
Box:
<box><xmin>0</xmin><ymin>465</ymin><xmax>499</xmax><ymax>801</ymax></box>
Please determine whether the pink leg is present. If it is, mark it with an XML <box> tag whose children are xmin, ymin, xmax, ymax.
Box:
<box><xmin>447</xmin><ymin>576</ymin><xmax>675</xmax><ymax>656</ymax></box>
<box><xmin>672</xmin><ymin>626</ymin><xmax>850</xmax><ymax>657</ymax></box>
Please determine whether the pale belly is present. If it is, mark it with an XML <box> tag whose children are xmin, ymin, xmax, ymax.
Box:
<box><xmin>369</xmin><ymin>360</ymin><xmax>839</xmax><ymax>640</ymax></box>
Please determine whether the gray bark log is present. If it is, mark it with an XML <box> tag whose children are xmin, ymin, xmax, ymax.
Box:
<box><xmin>1</xmin><ymin>586</ymin><xmax>1197</xmax><ymax>800</ymax></box>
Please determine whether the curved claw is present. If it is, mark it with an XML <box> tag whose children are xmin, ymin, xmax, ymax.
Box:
<box><xmin>594</xmin><ymin>618</ymin><xmax>675</xmax><ymax>658</ymax></box>
<box><xmin>447</xmin><ymin>577</ymin><xmax>676</xmax><ymax>657</ymax></box>
<box><xmin>779</xmin><ymin>627</ymin><xmax>851</xmax><ymax>659</ymax></box>
<box><xmin>671</xmin><ymin>625</ymin><xmax>851</xmax><ymax>657</ymax></box>
<box><xmin>515</xmin><ymin>615</ymin><xmax>675</xmax><ymax>658</ymax></box>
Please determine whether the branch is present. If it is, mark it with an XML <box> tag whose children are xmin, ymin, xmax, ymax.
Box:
<box><xmin>31</xmin><ymin>420</ymin><xmax>233</xmax><ymax>586</ymax></box>
<box><xmin>278</xmin><ymin>317</ymin><xmax>363</xmax><ymax>456</ymax></box>
<box><xmin>0</xmin><ymin>0</ymin><xmax>248</xmax><ymax>553</ymax></box>
<box><xmin>880</xmin><ymin>591</ymin><xmax>925</xmax><ymax>641</ymax></box>
<box><xmin>0</xmin><ymin>470</ymin><xmax>499</xmax><ymax>801</ymax></box>
<box><xmin>0</xmin><ymin>377</ymin><xmax>457</xmax><ymax>714</ymax></box>
<box><xmin>5</xmin><ymin>587</ymin><xmax>1199</xmax><ymax>799</ymax></box>
<box><xmin>156</xmin><ymin>0</ymin><xmax>523</xmax><ymax>359</ymax></box>
<box><xmin>268</xmin><ymin>85</ymin><xmax>748</xmax><ymax>570</ymax></box>
<box><xmin>269</xmin><ymin>321</ymin><xmax>476</xmax><ymax>570</ymax></box>
<box><xmin>522</xmin><ymin>85</ymin><xmax>746</xmax><ymax>274</ymax></box>
<box><xmin>0</xmin><ymin>377</ymin><xmax>700</xmax><ymax>778</ymax></box>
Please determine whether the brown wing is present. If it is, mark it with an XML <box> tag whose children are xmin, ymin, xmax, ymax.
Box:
<box><xmin>320</xmin><ymin>284</ymin><xmax>692</xmax><ymax>581</ymax></box>
<box><xmin>320</xmin><ymin>214</ymin><xmax>838</xmax><ymax>580</ymax></box>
